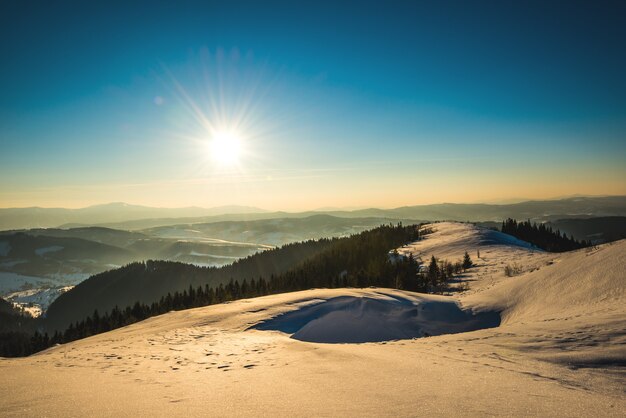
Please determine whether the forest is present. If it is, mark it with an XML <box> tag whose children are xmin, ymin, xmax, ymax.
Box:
<box><xmin>500</xmin><ymin>218</ymin><xmax>591</xmax><ymax>252</ymax></box>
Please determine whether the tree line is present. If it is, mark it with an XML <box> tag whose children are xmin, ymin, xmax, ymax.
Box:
<box><xmin>501</xmin><ymin>218</ymin><xmax>590</xmax><ymax>252</ymax></box>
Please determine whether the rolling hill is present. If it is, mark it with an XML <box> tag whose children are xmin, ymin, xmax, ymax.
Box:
<box><xmin>44</xmin><ymin>238</ymin><xmax>338</xmax><ymax>331</ymax></box>
<box><xmin>1</xmin><ymin>222</ymin><xmax>623</xmax><ymax>416</ymax></box>
<box><xmin>547</xmin><ymin>216</ymin><xmax>626</xmax><ymax>244</ymax></box>
<box><xmin>0</xmin><ymin>203</ymin><xmax>267</xmax><ymax>230</ymax></box>
<box><xmin>140</xmin><ymin>214</ymin><xmax>395</xmax><ymax>246</ymax></box>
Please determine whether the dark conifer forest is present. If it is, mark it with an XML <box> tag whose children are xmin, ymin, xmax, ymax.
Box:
<box><xmin>500</xmin><ymin>218</ymin><xmax>590</xmax><ymax>252</ymax></box>
<box><xmin>0</xmin><ymin>298</ymin><xmax>38</xmax><ymax>357</ymax></box>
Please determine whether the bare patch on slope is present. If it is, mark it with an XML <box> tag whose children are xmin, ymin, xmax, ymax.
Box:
<box><xmin>252</xmin><ymin>295</ymin><xmax>500</xmax><ymax>343</ymax></box>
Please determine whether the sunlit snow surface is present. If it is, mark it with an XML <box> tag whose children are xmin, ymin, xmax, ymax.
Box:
<box><xmin>253</xmin><ymin>294</ymin><xmax>500</xmax><ymax>343</ymax></box>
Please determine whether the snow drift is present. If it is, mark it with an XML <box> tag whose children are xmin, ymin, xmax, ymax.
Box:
<box><xmin>253</xmin><ymin>294</ymin><xmax>500</xmax><ymax>343</ymax></box>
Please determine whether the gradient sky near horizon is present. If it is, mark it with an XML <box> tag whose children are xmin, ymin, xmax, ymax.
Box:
<box><xmin>1</xmin><ymin>1</ymin><xmax>625</xmax><ymax>210</ymax></box>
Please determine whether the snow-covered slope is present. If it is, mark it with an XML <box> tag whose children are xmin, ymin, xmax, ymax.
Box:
<box><xmin>253</xmin><ymin>293</ymin><xmax>500</xmax><ymax>343</ymax></box>
<box><xmin>398</xmin><ymin>222</ymin><xmax>552</xmax><ymax>294</ymax></box>
<box><xmin>468</xmin><ymin>240</ymin><xmax>625</xmax><ymax>322</ymax></box>
<box><xmin>0</xmin><ymin>222</ymin><xmax>624</xmax><ymax>417</ymax></box>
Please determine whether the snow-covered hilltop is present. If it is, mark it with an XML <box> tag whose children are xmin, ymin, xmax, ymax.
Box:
<box><xmin>1</xmin><ymin>222</ymin><xmax>624</xmax><ymax>416</ymax></box>
<box><xmin>396</xmin><ymin>222</ymin><xmax>553</xmax><ymax>294</ymax></box>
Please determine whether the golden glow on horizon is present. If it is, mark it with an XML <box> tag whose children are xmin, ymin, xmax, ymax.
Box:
<box><xmin>2</xmin><ymin>168</ymin><xmax>625</xmax><ymax>211</ymax></box>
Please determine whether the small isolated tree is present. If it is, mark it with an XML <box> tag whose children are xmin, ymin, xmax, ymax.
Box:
<box><xmin>462</xmin><ymin>251</ymin><xmax>473</xmax><ymax>270</ymax></box>
<box><xmin>477</xmin><ymin>249</ymin><xmax>480</xmax><ymax>259</ymax></box>
<box><xmin>428</xmin><ymin>256</ymin><xmax>439</xmax><ymax>286</ymax></box>
<box><xmin>445</xmin><ymin>261</ymin><xmax>454</xmax><ymax>278</ymax></box>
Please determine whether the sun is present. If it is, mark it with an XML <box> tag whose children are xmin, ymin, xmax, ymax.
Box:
<box><xmin>209</xmin><ymin>131</ymin><xmax>241</xmax><ymax>166</ymax></box>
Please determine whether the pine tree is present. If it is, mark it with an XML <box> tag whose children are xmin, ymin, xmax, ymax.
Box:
<box><xmin>462</xmin><ymin>251</ymin><xmax>473</xmax><ymax>270</ymax></box>
<box><xmin>428</xmin><ymin>256</ymin><xmax>439</xmax><ymax>286</ymax></box>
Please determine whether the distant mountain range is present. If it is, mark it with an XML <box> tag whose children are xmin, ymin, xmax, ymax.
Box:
<box><xmin>2</xmin><ymin>196</ymin><xmax>625</xmax><ymax>231</ymax></box>
<box><xmin>0</xmin><ymin>203</ymin><xmax>267</xmax><ymax>230</ymax></box>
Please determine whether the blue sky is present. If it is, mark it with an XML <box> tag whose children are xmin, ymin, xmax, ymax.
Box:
<box><xmin>1</xmin><ymin>1</ymin><xmax>625</xmax><ymax>209</ymax></box>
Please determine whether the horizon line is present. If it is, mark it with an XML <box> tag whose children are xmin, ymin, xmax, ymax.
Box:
<box><xmin>0</xmin><ymin>194</ymin><xmax>623</xmax><ymax>212</ymax></box>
